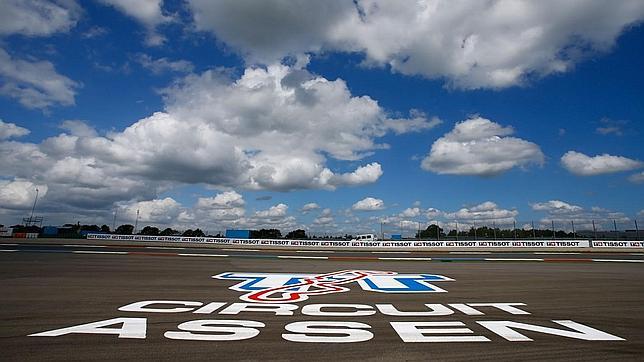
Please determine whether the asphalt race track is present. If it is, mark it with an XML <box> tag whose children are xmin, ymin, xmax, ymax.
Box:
<box><xmin>2</xmin><ymin>240</ymin><xmax>643</xmax><ymax>361</ymax></box>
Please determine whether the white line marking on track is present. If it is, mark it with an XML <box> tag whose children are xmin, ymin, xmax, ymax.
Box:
<box><xmin>592</xmin><ymin>259</ymin><xmax>644</xmax><ymax>263</ymax></box>
<box><xmin>631</xmin><ymin>253</ymin><xmax>644</xmax><ymax>256</ymax></box>
<box><xmin>484</xmin><ymin>258</ymin><xmax>544</xmax><ymax>262</ymax></box>
<box><xmin>296</xmin><ymin>250</ymin><xmax>334</xmax><ymax>253</ymax></box>
<box><xmin>1</xmin><ymin>249</ymin><xmax>18</xmax><ymax>252</ymax></box>
<box><xmin>372</xmin><ymin>251</ymin><xmax>411</xmax><ymax>254</ymax></box>
<box><xmin>449</xmin><ymin>251</ymin><xmax>491</xmax><ymax>254</ymax></box>
<box><xmin>1</xmin><ymin>243</ymin><xmax>18</xmax><ymax>246</ymax></box>
<box><xmin>534</xmin><ymin>252</ymin><xmax>580</xmax><ymax>255</ymax></box>
<box><xmin>72</xmin><ymin>250</ymin><xmax>128</xmax><ymax>255</ymax></box>
<box><xmin>278</xmin><ymin>255</ymin><xmax>329</xmax><ymax>260</ymax></box>
<box><xmin>145</xmin><ymin>246</ymin><xmax>186</xmax><ymax>250</ymax></box>
<box><xmin>178</xmin><ymin>253</ymin><xmax>228</xmax><ymax>257</ymax></box>
<box><xmin>378</xmin><ymin>257</ymin><xmax>432</xmax><ymax>261</ymax></box>
<box><xmin>222</xmin><ymin>248</ymin><xmax>260</xmax><ymax>252</ymax></box>
<box><xmin>64</xmin><ymin>244</ymin><xmax>107</xmax><ymax>248</ymax></box>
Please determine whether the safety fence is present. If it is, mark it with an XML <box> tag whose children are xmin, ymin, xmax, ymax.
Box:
<box><xmin>384</xmin><ymin>219</ymin><xmax>644</xmax><ymax>240</ymax></box>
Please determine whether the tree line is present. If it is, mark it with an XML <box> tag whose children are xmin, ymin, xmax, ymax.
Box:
<box><xmin>8</xmin><ymin>223</ymin><xmax>589</xmax><ymax>240</ymax></box>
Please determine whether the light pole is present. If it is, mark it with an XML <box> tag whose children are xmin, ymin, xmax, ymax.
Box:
<box><xmin>134</xmin><ymin>209</ymin><xmax>140</xmax><ymax>234</ymax></box>
<box><xmin>28</xmin><ymin>188</ymin><xmax>39</xmax><ymax>225</ymax></box>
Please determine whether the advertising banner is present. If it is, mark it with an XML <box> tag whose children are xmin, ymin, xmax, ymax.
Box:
<box><xmin>86</xmin><ymin>234</ymin><xmax>600</xmax><ymax>249</ymax></box>
<box><xmin>591</xmin><ymin>240</ymin><xmax>644</xmax><ymax>248</ymax></box>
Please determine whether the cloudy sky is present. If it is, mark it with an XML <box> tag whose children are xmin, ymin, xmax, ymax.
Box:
<box><xmin>0</xmin><ymin>0</ymin><xmax>643</xmax><ymax>235</ymax></box>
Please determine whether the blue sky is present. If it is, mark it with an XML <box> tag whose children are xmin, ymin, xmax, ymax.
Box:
<box><xmin>0</xmin><ymin>0</ymin><xmax>642</xmax><ymax>235</ymax></box>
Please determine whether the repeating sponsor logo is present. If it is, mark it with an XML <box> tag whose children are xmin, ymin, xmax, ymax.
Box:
<box><xmin>214</xmin><ymin>270</ymin><xmax>453</xmax><ymax>303</ymax></box>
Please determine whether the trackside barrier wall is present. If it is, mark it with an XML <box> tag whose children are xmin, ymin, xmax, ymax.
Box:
<box><xmin>590</xmin><ymin>240</ymin><xmax>644</xmax><ymax>248</ymax></box>
<box><xmin>84</xmin><ymin>234</ymin><xmax>644</xmax><ymax>249</ymax></box>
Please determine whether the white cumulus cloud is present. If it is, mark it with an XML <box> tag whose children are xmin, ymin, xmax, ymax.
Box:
<box><xmin>313</xmin><ymin>208</ymin><xmax>334</xmax><ymax>225</ymax></box>
<box><xmin>135</xmin><ymin>53</ymin><xmax>194</xmax><ymax>74</ymax></box>
<box><xmin>119</xmin><ymin>197</ymin><xmax>182</xmax><ymax>224</ymax></box>
<box><xmin>531</xmin><ymin>199</ymin><xmax>630</xmax><ymax>230</ymax></box>
<box><xmin>561</xmin><ymin>151</ymin><xmax>643</xmax><ymax>176</ymax></box>
<box><xmin>0</xmin><ymin>48</ymin><xmax>80</xmax><ymax>109</ymax></box>
<box><xmin>400</xmin><ymin>207</ymin><xmax>421</xmax><ymax>218</ymax></box>
<box><xmin>444</xmin><ymin>201</ymin><xmax>518</xmax><ymax>224</ymax></box>
<box><xmin>0</xmin><ymin>119</ymin><xmax>30</xmax><ymax>140</ymax></box>
<box><xmin>421</xmin><ymin>117</ymin><xmax>544</xmax><ymax>176</ymax></box>
<box><xmin>187</xmin><ymin>0</ymin><xmax>644</xmax><ymax>89</ymax></box>
<box><xmin>98</xmin><ymin>0</ymin><xmax>171</xmax><ymax>45</ymax></box>
<box><xmin>181</xmin><ymin>191</ymin><xmax>246</xmax><ymax>224</ymax></box>
<box><xmin>0</xmin><ymin>179</ymin><xmax>48</xmax><ymax>210</ymax></box>
<box><xmin>532</xmin><ymin>200</ymin><xmax>583</xmax><ymax>214</ymax></box>
<box><xmin>629</xmin><ymin>171</ymin><xmax>644</xmax><ymax>184</ymax></box>
<box><xmin>0</xmin><ymin>63</ymin><xmax>432</xmax><ymax>216</ymax></box>
<box><xmin>59</xmin><ymin>120</ymin><xmax>98</xmax><ymax>138</ymax></box>
<box><xmin>196</xmin><ymin>191</ymin><xmax>245</xmax><ymax>209</ymax></box>
<box><xmin>352</xmin><ymin>197</ymin><xmax>385</xmax><ymax>211</ymax></box>
<box><xmin>254</xmin><ymin>203</ymin><xmax>288</xmax><ymax>218</ymax></box>
<box><xmin>0</xmin><ymin>0</ymin><xmax>81</xmax><ymax>37</ymax></box>
<box><xmin>300</xmin><ymin>203</ymin><xmax>320</xmax><ymax>213</ymax></box>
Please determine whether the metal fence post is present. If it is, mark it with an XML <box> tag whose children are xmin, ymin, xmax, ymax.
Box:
<box><xmin>592</xmin><ymin>220</ymin><xmax>597</xmax><ymax>239</ymax></box>
<box><xmin>493</xmin><ymin>221</ymin><xmax>497</xmax><ymax>240</ymax></box>
<box><xmin>571</xmin><ymin>220</ymin><xmax>575</xmax><ymax>239</ymax></box>
<box><xmin>513</xmin><ymin>220</ymin><xmax>517</xmax><ymax>239</ymax></box>
<box><xmin>551</xmin><ymin>220</ymin><xmax>555</xmax><ymax>239</ymax></box>
<box><xmin>455</xmin><ymin>221</ymin><xmax>459</xmax><ymax>241</ymax></box>
<box><xmin>635</xmin><ymin>219</ymin><xmax>640</xmax><ymax>239</ymax></box>
<box><xmin>532</xmin><ymin>221</ymin><xmax>536</xmax><ymax>239</ymax></box>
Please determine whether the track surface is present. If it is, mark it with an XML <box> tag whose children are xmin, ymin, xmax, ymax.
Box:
<box><xmin>2</xmin><ymin>241</ymin><xmax>643</xmax><ymax>361</ymax></box>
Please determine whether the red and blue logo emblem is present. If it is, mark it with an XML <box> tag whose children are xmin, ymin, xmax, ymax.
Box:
<box><xmin>214</xmin><ymin>270</ymin><xmax>453</xmax><ymax>303</ymax></box>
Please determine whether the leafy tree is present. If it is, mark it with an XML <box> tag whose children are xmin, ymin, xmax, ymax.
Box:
<box><xmin>251</xmin><ymin>229</ymin><xmax>282</xmax><ymax>239</ymax></box>
<box><xmin>140</xmin><ymin>226</ymin><xmax>160</xmax><ymax>235</ymax></box>
<box><xmin>182</xmin><ymin>229</ymin><xmax>194</xmax><ymax>237</ymax></box>
<box><xmin>160</xmin><ymin>228</ymin><xmax>179</xmax><ymax>236</ymax></box>
<box><xmin>192</xmin><ymin>228</ymin><xmax>205</xmax><ymax>237</ymax></box>
<box><xmin>417</xmin><ymin>224</ymin><xmax>444</xmax><ymax>239</ymax></box>
<box><xmin>100</xmin><ymin>225</ymin><xmax>110</xmax><ymax>233</ymax></box>
<box><xmin>63</xmin><ymin>223</ymin><xmax>80</xmax><ymax>233</ymax></box>
<box><xmin>286</xmin><ymin>229</ymin><xmax>307</xmax><ymax>239</ymax></box>
<box><xmin>80</xmin><ymin>224</ymin><xmax>100</xmax><ymax>232</ymax></box>
<box><xmin>115</xmin><ymin>224</ymin><xmax>134</xmax><ymax>235</ymax></box>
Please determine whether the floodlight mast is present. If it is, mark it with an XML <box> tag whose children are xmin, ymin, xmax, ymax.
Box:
<box><xmin>134</xmin><ymin>209</ymin><xmax>140</xmax><ymax>234</ymax></box>
<box><xmin>28</xmin><ymin>188</ymin><xmax>39</xmax><ymax>226</ymax></box>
